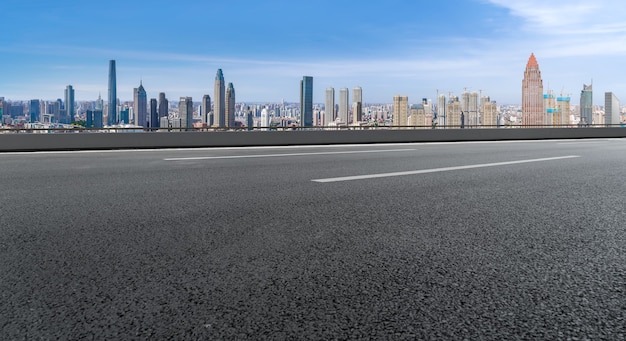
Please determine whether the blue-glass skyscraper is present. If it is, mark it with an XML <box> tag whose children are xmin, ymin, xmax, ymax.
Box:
<box><xmin>300</xmin><ymin>76</ymin><xmax>313</xmax><ymax>127</ymax></box>
<box><xmin>86</xmin><ymin>110</ymin><xmax>103</xmax><ymax>128</ymax></box>
<box><xmin>108</xmin><ymin>60</ymin><xmax>117</xmax><ymax>126</ymax></box>
<box><xmin>29</xmin><ymin>99</ymin><xmax>40</xmax><ymax>123</ymax></box>
<box><xmin>150</xmin><ymin>98</ymin><xmax>159</xmax><ymax>128</ymax></box>
<box><xmin>64</xmin><ymin>85</ymin><xmax>74</xmax><ymax>124</ymax></box>
<box><xmin>133</xmin><ymin>81</ymin><xmax>147</xmax><ymax>127</ymax></box>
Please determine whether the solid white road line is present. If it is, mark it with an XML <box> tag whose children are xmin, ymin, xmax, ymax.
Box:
<box><xmin>163</xmin><ymin>148</ymin><xmax>417</xmax><ymax>161</ymax></box>
<box><xmin>311</xmin><ymin>155</ymin><xmax>581</xmax><ymax>183</ymax></box>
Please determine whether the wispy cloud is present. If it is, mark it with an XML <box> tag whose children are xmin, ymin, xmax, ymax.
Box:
<box><xmin>487</xmin><ymin>0</ymin><xmax>626</xmax><ymax>36</ymax></box>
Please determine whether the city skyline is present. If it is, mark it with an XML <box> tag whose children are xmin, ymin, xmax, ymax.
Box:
<box><xmin>2</xmin><ymin>0</ymin><xmax>626</xmax><ymax>105</ymax></box>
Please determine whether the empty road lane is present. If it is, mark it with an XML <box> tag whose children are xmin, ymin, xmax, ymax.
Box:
<box><xmin>1</xmin><ymin>139</ymin><xmax>625</xmax><ymax>339</ymax></box>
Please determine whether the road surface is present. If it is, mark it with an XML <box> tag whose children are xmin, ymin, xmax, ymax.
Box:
<box><xmin>1</xmin><ymin>139</ymin><xmax>625</xmax><ymax>339</ymax></box>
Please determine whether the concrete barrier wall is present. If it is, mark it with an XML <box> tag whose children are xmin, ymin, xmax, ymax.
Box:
<box><xmin>1</xmin><ymin>128</ymin><xmax>625</xmax><ymax>152</ymax></box>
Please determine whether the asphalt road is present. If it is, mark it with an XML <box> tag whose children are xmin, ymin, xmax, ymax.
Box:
<box><xmin>1</xmin><ymin>139</ymin><xmax>625</xmax><ymax>339</ymax></box>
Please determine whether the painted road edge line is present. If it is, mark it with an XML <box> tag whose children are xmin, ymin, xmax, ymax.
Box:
<box><xmin>164</xmin><ymin>148</ymin><xmax>416</xmax><ymax>161</ymax></box>
<box><xmin>312</xmin><ymin>155</ymin><xmax>581</xmax><ymax>183</ymax></box>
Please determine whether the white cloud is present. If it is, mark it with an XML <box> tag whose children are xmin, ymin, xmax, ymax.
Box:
<box><xmin>487</xmin><ymin>0</ymin><xmax>626</xmax><ymax>35</ymax></box>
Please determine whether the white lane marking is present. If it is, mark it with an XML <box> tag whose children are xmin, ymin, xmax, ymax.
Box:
<box><xmin>557</xmin><ymin>141</ymin><xmax>605</xmax><ymax>145</ymax></box>
<box><xmin>312</xmin><ymin>155</ymin><xmax>581</xmax><ymax>183</ymax></box>
<box><xmin>163</xmin><ymin>149</ymin><xmax>416</xmax><ymax>161</ymax></box>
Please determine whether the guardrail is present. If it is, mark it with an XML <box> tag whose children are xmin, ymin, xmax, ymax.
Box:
<box><xmin>1</xmin><ymin>123</ymin><xmax>625</xmax><ymax>133</ymax></box>
<box><xmin>0</xmin><ymin>126</ymin><xmax>625</xmax><ymax>152</ymax></box>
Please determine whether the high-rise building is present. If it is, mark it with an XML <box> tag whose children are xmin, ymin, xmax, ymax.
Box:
<box><xmin>261</xmin><ymin>107</ymin><xmax>270</xmax><ymax>128</ymax></box>
<box><xmin>133</xmin><ymin>81</ymin><xmax>147</xmax><ymax>128</ymax></box>
<box><xmin>325</xmin><ymin>87</ymin><xmax>335</xmax><ymax>126</ymax></box>
<box><xmin>437</xmin><ymin>94</ymin><xmax>446</xmax><ymax>128</ymax></box>
<box><xmin>119</xmin><ymin>107</ymin><xmax>129</xmax><ymax>124</ymax></box>
<box><xmin>300</xmin><ymin>76</ymin><xmax>313</xmax><ymax>126</ymax></box>
<box><xmin>158</xmin><ymin>92</ymin><xmax>168</xmax><ymax>120</ymax></box>
<box><xmin>522</xmin><ymin>53</ymin><xmax>544</xmax><ymax>127</ymax></box>
<box><xmin>353</xmin><ymin>86</ymin><xmax>362</xmax><ymax>123</ymax></box>
<box><xmin>179</xmin><ymin>97</ymin><xmax>193</xmax><ymax>130</ymax></box>
<box><xmin>246</xmin><ymin>107</ymin><xmax>254</xmax><ymax>130</ymax></box>
<box><xmin>29</xmin><ymin>99</ymin><xmax>40</xmax><ymax>123</ymax></box>
<box><xmin>447</xmin><ymin>96</ymin><xmax>462</xmax><ymax>128</ymax></box>
<box><xmin>65</xmin><ymin>85</ymin><xmax>75</xmax><ymax>124</ymax></box>
<box><xmin>338</xmin><ymin>87</ymin><xmax>349</xmax><ymax>124</ymax></box>
<box><xmin>149</xmin><ymin>98</ymin><xmax>159</xmax><ymax>128</ymax></box>
<box><xmin>605</xmin><ymin>92</ymin><xmax>620</xmax><ymax>126</ymax></box>
<box><xmin>4</xmin><ymin>101</ymin><xmax>13</xmax><ymax>120</ymax></box>
<box><xmin>544</xmin><ymin>90</ymin><xmax>558</xmax><ymax>126</ymax></box>
<box><xmin>393</xmin><ymin>95</ymin><xmax>408</xmax><ymax>127</ymax></box>
<box><xmin>461</xmin><ymin>91</ymin><xmax>470</xmax><ymax>127</ymax></box>
<box><xmin>0</xmin><ymin>98</ymin><xmax>4</xmax><ymax>117</ymax></box>
<box><xmin>481</xmin><ymin>97</ymin><xmax>498</xmax><ymax>128</ymax></box>
<box><xmin>214</xmin><ymin>69</ymin><xmax>226</xmax><ymax>127</ymax></box>
<box><xmin>409</xmin><ymin>104</ymin><xmax>427</xmax><ymax>128</ymax></box>
<box><xmin>95</xmin><ymin>93</ymin><xmax>104</xmax><ymax>111</ymax></box>
<box><xmin>556</xmin><ymin>95</ymin><xmax>571</xmax><ymax>126</ymax></box>
<box><xmin>108</xmin><ymin>60</ymin><xmax>117</xmax><ymax>126</ymax></box>
<box><xmin>226</xmin><ymin>83</ymin><xmax>236</xmax><ymax>127</ymax></box>
<box><xmin>465</xmin><ymin>92</ymin><xmax>479</xmax><ymax>127</ymax></box>
<box><xmin>86</xmin><ymin>110</ymin><xmax>103</xmax><ymax>128</ymax></box>
<box><xmin>580</xmin><ymin>84</ymin><xmax>593</xmax><ymax>126</ymax></box>
<box><xmin>202</xmin><ymin>94</ymin><xmax>211</xmax><ymax>126</ymax></box>
<box><xmin>352</xmin><ymin>102</ymin><xmax>362</xmax><ymax>124</ymax></box>
<box><xmin>422</xmin><ymin>98</ymin><xmax>434</xmax><ymax>128</ymax></box>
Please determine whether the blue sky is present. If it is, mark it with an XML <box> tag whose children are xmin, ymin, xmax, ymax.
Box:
<box><xmin>2</xmin><ymin>0</ymin><xmax>626</xmax><ymax>105</ymax></box>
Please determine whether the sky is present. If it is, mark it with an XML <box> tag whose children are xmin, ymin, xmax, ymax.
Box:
<box><xmin>2</xmin><ymin>0</ymin><xmax>626</xmax><ymax>105</ymax></box>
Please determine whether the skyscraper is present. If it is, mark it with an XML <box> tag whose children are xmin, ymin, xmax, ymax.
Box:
<box><xmin>202</xmin><ymin>94</ymin><xmax>211</xmax><ymax>126</ymax></box>
<box><xmin>300</xmin><ymin>76</ymin><xmax>313</xmax><ymax>127</ymax></box>
<box><xmin>393</xmin><ymin>95</ymin><xmax>408</xmax><ymax>127</ymax></box>
<box><xmin>179</xmin><ymin>97</ymin><xmax>193</xmax><ymax>130</ymax></box>
<box><xmin>580</xmin><ymin>84</ymin><xmax>593</xmax><ymax>126</ymax></box>
<box><xmin>149</xmin><ymin>98</ymin><xmax>158</xmax><ymax>128</ymax></box>
<box><xmin>214</xmin><ymin>69</ymin><xmax>225</xmax><ymax>127</ymax></box>
<box><xmin>29</xmin><ymin>99</ymin><xmax>40</xmax><ymax>123</ymax></box>
<box><xmin>605</xmin><ymin>92</ymin><xmax>620</xmax><ymax>126</ymax></box>
<box><xmin>158</xmin><ymin>92</ymin><xmax>168</xmax><ymax>120</ymax></box>
<box><xmin>338</xmin><ymin>87</ymin><xmax>349</xmax><ymax>124</ymax></box>
<box><xmin>86</xmin><ymin>110</ymin><xmax>103</xmax><ymax>128</ymax></box>
<box><xmin>325</xmin><ymin>87</ymin><xmax>335</xmax><ymax>126</ymax></box>
<box><xmin>65</xmin><ymin>85</ymin><xmax>74</xmax><ymax>124</ymax></box>
<box><xmin>522</xmin><ymin>53</ymin><xmax>544</xmax><ymax>127</ymax></box>
<box><xmin>108</xmin><ymin>60</ymin><xmax>117</xmax><ymax>126</ymax></box>
<box><xmin>95</xmin><ymin>93</ymin><xmax>104</xmax><ymax>111</ymax></box>
<box><xmin>226</xmin><ymin>83</ymin><xmax>236</xmax><ymax>128</ymax></box>
<box><xmin>133</xmin><ymin>81</ymin><xmax>147</xmax><ymax>128</ymax></box>
<box><xmin>353</xmin><ymin>86</ymin><xmax>362</xmax><ymax>123</ymax></box>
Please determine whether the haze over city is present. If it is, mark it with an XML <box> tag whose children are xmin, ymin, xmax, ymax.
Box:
<box><xmin>3</xmin><ymin>0</ymin><xmax>626</xmax><ymax>104</ymax></box>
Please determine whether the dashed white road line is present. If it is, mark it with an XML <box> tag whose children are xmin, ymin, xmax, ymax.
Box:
<box><xmin>312</xmin><ymin>155</ymin><xmax>581</xmax><ymax>183</ymax></box>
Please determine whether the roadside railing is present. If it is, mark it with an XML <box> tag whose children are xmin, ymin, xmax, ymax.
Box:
<box><xmin>1</xmin><ymin>123</ymin><xmax>625</xmax><ymax>134</ymax></box>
